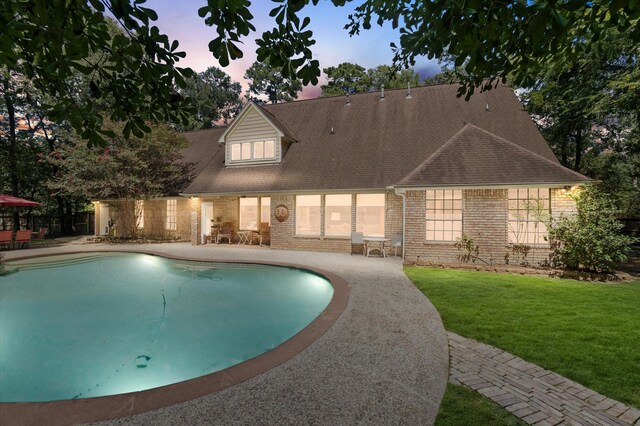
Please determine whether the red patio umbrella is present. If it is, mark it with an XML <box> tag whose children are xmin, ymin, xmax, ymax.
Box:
<box><xmin>0</xmin><ymin>194</ymin><xmax>41</xmax><ymax>207</ymax></box>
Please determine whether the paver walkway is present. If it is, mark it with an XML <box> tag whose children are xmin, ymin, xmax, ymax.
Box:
<box><xmin>448</xmin><ymin>332</ymin><xmax>640</xmax><ymax>426</ymax></box>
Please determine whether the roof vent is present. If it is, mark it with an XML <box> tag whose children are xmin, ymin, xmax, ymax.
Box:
<box><xmin>380</xmin><ymin>85</ymin><xmax>385</xmax><ymax>101</ymax></box>
<box><xmin>330</xmin><ymin>126</ymin><xmax>334</xmax><ymax>134</ymax></box>
<box><xmin>345</xmin><ymin>93</ymin><xmax>351</xmax><ymax>106</ymax></box>
<box><xmin>406</xmin><ymin>83</ymin><xmax>412</xmax><ymax>99</ymax></box>
<box><xmin>485</xmin><ymin>103</ymin><xmax>490</xmax><ymax>112</ymax></box>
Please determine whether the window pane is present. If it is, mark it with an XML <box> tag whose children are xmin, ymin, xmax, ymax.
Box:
<box><xmin>325</xmin><ymin>194</ymin><xmax>352</xmax><ymax>236</ymax></box>
<box><xmin>508</xmin><ymin>187</ymin><xmax>549</xmax><ymax>244</ymax></box>
<box><xmin>264</xmin><ymin>140</ymin><xmax>275</xmax><ymax>158</ymax></box>
<box><xmin>426</xmin><ymin>189</ymin><xmax>462</xmax><ymax>241</ymax></box>
<box><xmin>166</xmin><ymin>199</ymin><xmax>177</xmax><ymax>230</ymax></box>
<box><xmin>241</xmin><ymin>142</ymin><xmax>251</xmax><ymax>160</ymax></box>
<box><xmin>356</xmin><ymin>193</ymin><xmax>385</xmax><ymax>237</ymax></box>
<box><xmin>260</xmin><ymin>197</ymin><xmax>271</xmax><ymax>224</ymax></box>
<box><xmin>239</xmin><ymin>197</ymin><xmax>258</xmax><ymax>230</ymax></box>
<box><xmin>231</xmin><ymin>144</ymin><xmax>241</xmax><ymax>161</ymax></box>
<box><xmin>254</xmin><ymin>141</ymin><xmax>264</xmax><ymax>159</ymax></box>
<box><xmin>296</xmin><ymin>195</ymin><xmax>321</xmax><ymax>235</ymax></box>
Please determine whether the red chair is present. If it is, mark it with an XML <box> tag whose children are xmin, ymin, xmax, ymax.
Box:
<box><xmin>15</xmin><ymin>230</ymin><xmax>31</xmax><ymax>248</ymax></box>
<box><xmin>0</xmin><ymin>230</ymin><xmax>12</xmax><ymax>249</ymax></box>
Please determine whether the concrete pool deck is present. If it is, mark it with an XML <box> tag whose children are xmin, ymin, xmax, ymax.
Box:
<box><xmin>1</xmin><ymin>242</ymin><xmax>449</xmax><ymax>425</ymax></box>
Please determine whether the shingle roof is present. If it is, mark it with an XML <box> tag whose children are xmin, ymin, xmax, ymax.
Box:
<box><xmin>181</xmin><ymin>84</ymin><xmax>585</xmax><ymax>195</ymax></box>
<box><xmin>397</xmin><ymin>124</ymin><xmax>589</xmax><ymax>187</ymax></box>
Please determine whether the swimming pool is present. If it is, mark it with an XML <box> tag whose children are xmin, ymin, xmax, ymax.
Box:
<box><xmin>0</xmin><ymin>252</ymin><xmax>334</xmax><ymax>403</ymax></box>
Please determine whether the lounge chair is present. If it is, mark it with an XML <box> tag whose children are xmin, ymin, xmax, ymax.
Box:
<box><xmin>34</xmin><ymin>227</ymin><xmax>49</xmax><ymax>247</ymax></box>
<box><xmin>258</xmin><ymin>222</ymin><xmax>270</xmax><ymax>246</ymax></box>
<box><xmin>391</xmin><ymin>232</ymin><xmax>403</xmax><ymax>257</ymax></box>
<box><xmin>0</xmin><ymin>230</ymin><xmax>13</xmax><ymax>249</ymax></box>
<box><xmin>15</xmin><ymin>230</ymin><xmax>31</xmax><ymax>248</ymax></box>
<box><xmin>216</xmin><ymin>222</ymin><xmax>233</xmax><ymax>244</ymax></box>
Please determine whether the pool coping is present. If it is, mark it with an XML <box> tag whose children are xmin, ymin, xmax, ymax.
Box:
<box><xmin>0</xmin><ymin>250</ymin><xmax>350</xmax><ymax>426</ymax></box>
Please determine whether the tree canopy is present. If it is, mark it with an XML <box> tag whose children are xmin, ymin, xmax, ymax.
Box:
<box><xmin>321</xmin><ymin>62</ymin><xmax>422</xmax><ymax>96</ymax></box>
<box><xmin>244</xmin><ymin>61</ymin><xmax>302</xmax><ymax>104</ymax></box>
<box><xmin>179</xmin><ymin>66</ymin><xmax>243</xmax><ymax>130</ymax></box>
<box><xmin>3</xmin><ymin>1</ymin><xmax>638</xmax><ymax>144</ymax></box>
<box><xmin>46</xmin><ymin>121</ymin><xmax>194</xmax><ymax>202</ymax></box>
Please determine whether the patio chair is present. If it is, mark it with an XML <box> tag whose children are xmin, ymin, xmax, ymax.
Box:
<box><xmin>0</xmin><ymin>230</ymin><xmax>13</xmax><ymax>250</ymax></box>
<box><xmin>15</xmin><ymin>230</ymin><xmax>31</xmax><ymax>249</ymax></box>
<box><xmin>216</xmin><ymin>222</ymin><xmax>233</xmax><ymax>244</ymax></box>
<box><xmin>351</xmin><ymin>231</ymin><xmax>364</xmax><ymax>256</ymax></box>
<box><xmin>391</xmin><ymin>232</ymin><xmax>403</xmax><ymax>257</ymax></box>
<box><xmin>34</xmin><ymin>227</ymin><xmax>49</xmax><ymax>247</ymax></box>
<box><xmin>258</xmin><ymin>222</ymin><xmax>270</xmax><ymax>246</ymax></box>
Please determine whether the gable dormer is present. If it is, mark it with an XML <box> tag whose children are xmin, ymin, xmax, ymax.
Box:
<box><xmin>218</xmin><ymin>102</ymin><xmax>295</xmax><ymax>166</ymax></box>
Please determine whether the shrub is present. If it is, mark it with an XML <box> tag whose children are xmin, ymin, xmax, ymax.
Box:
<box><xmin>546</xmin><ymin>186</ymin><xmax>636</xmax><ymax>272</ymax></box>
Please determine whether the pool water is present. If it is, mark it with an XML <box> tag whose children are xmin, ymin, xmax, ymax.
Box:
<box><xmin>0</xmin><ymin>253</ymin><xmax>333</xmax><ymax>402</ymax></box>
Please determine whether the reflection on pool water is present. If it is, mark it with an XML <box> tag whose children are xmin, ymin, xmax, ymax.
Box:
<box><xmin>0</xmin><ymin>253</ymin><xmax>333</xmax><ymax>402</ymax></box>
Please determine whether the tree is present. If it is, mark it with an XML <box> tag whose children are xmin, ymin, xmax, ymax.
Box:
<box><xmin>366</xmin><ymin>65</ymin><xmax>420</xmax><ymax>91</ymax></box>
<box><xmin>4</xmin><ymin>1</ymin><xmax>637</xmax><ymax>143</ymax></box>
<box><xmin>0</xmin><ymin>1</ymin><xmax>194</xmax><ymax>146</ymax></box>
<box><xmin>179</xmin><ymin>66</ymin><xmax>242</xmax><ymax>130</ymax></box>
<box><xmin>46</xmin><ymin>121</ymin><xmax>195</xmax><ymax>237</ymax></box>
<box><xmin>545</xmin><ymin>186</ymin><xmax>636</xmax><ymax>272</ymax></box>
<box><xmin>321</xmin><ymin>63</ymin><xmax>422</xmax><ymax>97</ymax></box>
<box><xmin>244</xmin><ymin>61</ymin><xmax>302</xmax><ymax>104</ymax></box>
<box><xmin>321</xmin><ymin>63</ymin><xmax>370</xmax><ymax>96</ymax></box>
<box><xmin>521</xmin><ymin>31</ymin><xmax>640</xmax><ymax>215</ymax></box>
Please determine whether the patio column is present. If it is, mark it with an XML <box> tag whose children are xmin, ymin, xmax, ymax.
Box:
<box><xmin>190</xmin><ymin>197</ymin><xmax>202</xmax><ymax>245</ymax></box>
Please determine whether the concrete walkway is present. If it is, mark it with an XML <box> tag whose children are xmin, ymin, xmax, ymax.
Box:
<box><xmin>449</xmin><ymin>332</ymin><xmax>640</xmax><ymax>426</ymax></box>
<box><xmin>1</xmin><ymin>243</ymin><xmax>449</xmax><ymax>425</ymax></box>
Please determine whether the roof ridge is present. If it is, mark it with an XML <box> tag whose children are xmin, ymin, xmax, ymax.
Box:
<box><xmin>464</xmin><ymin>124</ymin><xmax>589</xmax><ymax>181</ymax></box>
<box><xmin>399</xmin><ymin>123</ymin><xmax>475</xmax><ymax>184</ymax></box>
<box><xmin>398</xmin><ymin>123</ymin><xmax>589</xmax><ymax>186</ymax></box>
<box><xmin>262</xmin><ymin>82</ymin><xmax>504</xmax><ymax>107</ymax></box>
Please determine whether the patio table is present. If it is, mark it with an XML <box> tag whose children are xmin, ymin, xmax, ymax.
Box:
<box><xmin>237</xmin><ymin>230</ymin><xmax>253</xmax><ymax>245</ymax></box>
<box><xmin>363</xmin><ymin>236</ymin><xmax>389</xmax><ymax>257</ymax></box>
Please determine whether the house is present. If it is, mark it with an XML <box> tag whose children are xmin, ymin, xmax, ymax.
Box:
<box><xmin>94</xmin><ymin>84</ymin><xmax>589</xmax><ymax>264</ymax></box>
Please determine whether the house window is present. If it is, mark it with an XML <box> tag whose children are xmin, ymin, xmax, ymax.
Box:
<box><xmin>136</xmin><ymin>200</ymin><xmax>144</xmax><ymax>229</ymax></box>
<box><xmin>166</xmin><ymin>199</ymin><xmax>177</xmax><ymax>230</ymax></box>
<box><xmin>356</xmin><ymin>194</ymin><xmax>385</xmax><ymax>237</ymax></box>
<box><xmin>231</xmin><ymin>144</ymin><xmax>241</xmax><ymax>161</ymax></box>
<box><xmin>229</xmin><ymin>140</ymin><xmax>276</xmax><ymax>163</ymax></box>
<box><xmin>325</xmin><ymin>194</ymin><xmax>352</xmax><ymax>236</ymax></box>
<box><xmin>261</xmin><ymin>197</ymin><xmax>271</xmax><ymax>225</ymax></box>
<box><xmin>425</xmin><ymin>190</ymin><xmax>462</xmax><ymax>241</ymax></box>
<box><xmin>508</xmin><ymin>188</ymin><xmax>549</xmax><ymax>245</ymax></box>
<box><xmin>296</xmin><ymin>195</ymin><xmax>321</xmax><ymax>235</ymax></box>
<box><xmin>239</xmin><ymin>197</ymin><xmax>259</xmax><ymax>230</ymax></box>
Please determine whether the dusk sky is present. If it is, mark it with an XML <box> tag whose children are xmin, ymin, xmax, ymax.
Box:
<box><xmin>148</xmin><ymin>1</ymin><xmax>442</xmax><ymax>99</ymax></box>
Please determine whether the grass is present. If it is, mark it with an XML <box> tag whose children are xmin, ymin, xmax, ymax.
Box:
<box><xmin>405</xmin><ymin>267</ymin><xmax>640</xmax><ymax>408</ymax></box>
<box><xmin>435</xmin><ymin>384</ymin><xmax>526</xmax><ymax>426</ymax></box>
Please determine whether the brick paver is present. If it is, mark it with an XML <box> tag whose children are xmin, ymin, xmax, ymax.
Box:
<box><xmin>448</xmin><ymin>332</ymin><xmax>639</xmax><ymax>425</ymax></box>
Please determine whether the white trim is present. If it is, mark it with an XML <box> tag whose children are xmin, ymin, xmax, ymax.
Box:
<box><xmin>394</xmin><ymin>182</ymin><xmax>587</xmax><ymax>192</ymax></box>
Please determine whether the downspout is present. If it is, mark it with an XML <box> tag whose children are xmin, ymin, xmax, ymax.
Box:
<box><xmin>394</xmin><ymin>187</ymin><xmax>407</xmax><ymax>261</ymax></box>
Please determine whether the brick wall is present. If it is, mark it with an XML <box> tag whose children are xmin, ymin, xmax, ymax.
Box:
<box><xmin>268</xmin><ymin>190</ymin><xmax>403</xmax><ymax>253</ymax></box>
<box><xmin>404</xmin><ymin>187</ymin><xmax>578</xmax><ymax>266</ymax></box>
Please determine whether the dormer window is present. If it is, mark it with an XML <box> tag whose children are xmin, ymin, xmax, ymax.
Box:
<box><xmin>219</xmin><ymin>102</ymin><xmax>296</xmax><ymax>166</ymax></box>
<box><xmin>229</xmin><ymin>140</ymin><xmax>276</xmax><ymax>163</ymax></box>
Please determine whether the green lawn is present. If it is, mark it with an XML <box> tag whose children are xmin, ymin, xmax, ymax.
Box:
<box><xmin>405</xmin><ymin>267</ymin><xmax>640</xmax><ymax>408</ymax></box>
<box><xmin>435</xmin><ymin>384</ymin><xmax>526</xmax><ymax>426</ymax></box>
